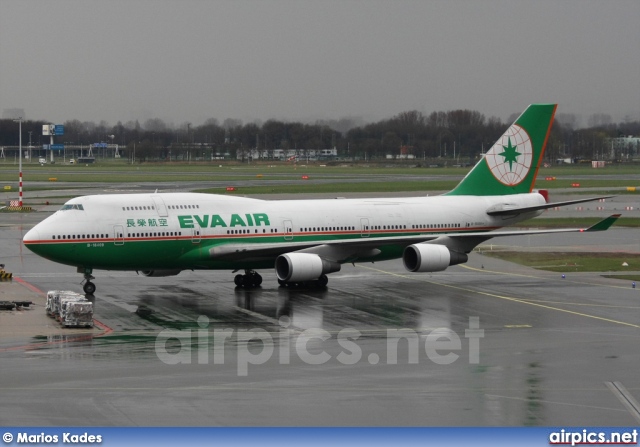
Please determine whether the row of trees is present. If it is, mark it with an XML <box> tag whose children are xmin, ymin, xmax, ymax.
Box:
<box><xmin>1</xmin><ymin>111</ymin><xmax>638</xmax><ymax>162</ymax></box>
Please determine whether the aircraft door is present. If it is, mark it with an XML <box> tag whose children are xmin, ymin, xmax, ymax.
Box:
<box><xmin>360</xmin><ymin>218</ymin><xmax>370</xmax><ymax>237</ymax></box>
<box><xmin>152</xmin><ymin>195</ymin><xmax>168</xmax><ymax>217</ymax></box>
<box><xmin>114</xmin><ymin>225</ymin><xmax>124</xmax><ymax>246</ymax></box>
<box><xmin>192</xmin><ymin>223</ymin><xmax>201</xmax><ymax>244</ymax></box>
<box><xmin>283</xmin><ymin>220</ymin><xmax>293</xmax><ymax>241</ymax></box>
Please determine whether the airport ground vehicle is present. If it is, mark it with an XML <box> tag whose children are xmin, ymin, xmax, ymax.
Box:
<box><xmin>46</xmin><ymin>290</ymin><xmax>93</xmax><ymax>327</ymax></box>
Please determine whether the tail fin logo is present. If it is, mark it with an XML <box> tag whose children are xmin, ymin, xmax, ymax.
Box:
<box><xmin>485</xmin><ymin>124</ymin><xmax>533</xmax><ymax>186</ymax></box>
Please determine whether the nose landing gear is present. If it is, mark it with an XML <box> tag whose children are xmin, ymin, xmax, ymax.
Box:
<box><xmin>79</xmin><ymin>267</ymin><xmax>96</xmax><ymax>295</ymax></box>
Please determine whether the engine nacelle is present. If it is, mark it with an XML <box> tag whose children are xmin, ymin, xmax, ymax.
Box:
<box><xmin>140</xmin><ymin>269</ymin><xmax>182</xmax><ymax>277</ymax></box>
<box><xmin>402</xmin><ymin>244</ymin><xmax>468</xmax><ymax>273</ymax></box>
<box><xmin>275</xmin><ymin>253</ymin><xmax>341</xmax><ymax>282</ymax></box>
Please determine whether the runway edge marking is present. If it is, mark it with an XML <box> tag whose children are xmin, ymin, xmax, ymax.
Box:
<box><xmin>461</xmin><ymin>262</ymin><xmax>640</xmax><ymax>291</ymax></box>
<box><xmin>357</xmin><ymin>265</ymin><xmax>640</xmax><ymax>329</ymax></box>
<box><xmin>605</xmin><ymin>381</ymin><xmax>640</xmax><ymax>424</ymax></box>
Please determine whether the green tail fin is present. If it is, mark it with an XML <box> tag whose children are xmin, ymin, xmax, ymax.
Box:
<box><xmin>446</xmin><ymin>104</ymin><xmax>557</xmax><ymax>196</ymax></box>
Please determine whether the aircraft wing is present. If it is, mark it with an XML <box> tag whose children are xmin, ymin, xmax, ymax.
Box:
<box><xmin>207</xmin><ymin>214</ymin><xmax>620</xmax><ymax>264</ymax></box>
<box><xmin>486</xmin><ymin>196</ymin><xmax>613</xmax><ymax>216</ymax></box>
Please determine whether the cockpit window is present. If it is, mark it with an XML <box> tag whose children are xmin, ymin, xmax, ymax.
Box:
<box><xmin>60</xmin><ymin>204</ymin><xmax>84</xmax><ymax>211</ymax></box>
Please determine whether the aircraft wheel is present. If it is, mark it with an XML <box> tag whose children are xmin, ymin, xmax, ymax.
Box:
<box><xmin>254</xmin><ymin>273</ymin><xmax>263</xmax><ymax>286</ymax></box>
<box><xmin>242</xmin><ymin>275</ymin><xmax>254</xmax><ymax>288</ymax></box>
<box><xmin>234</xmin><ymin>274</ymin><xmax>244</xmax><ymax>287</ymax></box>
<box><xmin>317</xmin><ymin>275</ymin><xmax>328</xmax><ymax>287</ymax></box>
<box><xmin>83</xmin><ymin>281</ymin><xmax>96</xmax><ymax>295</ymax></box>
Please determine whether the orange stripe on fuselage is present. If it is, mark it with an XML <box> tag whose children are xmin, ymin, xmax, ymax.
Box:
<box><xmin>23</xmin><ymin>226</ymin><xmax>499</xmax><ymax>245</ymax></box>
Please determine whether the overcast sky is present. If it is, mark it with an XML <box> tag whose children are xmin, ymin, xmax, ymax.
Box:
<box><xmin>1</xmin><ymin>0</ymin><xmax>639</xmax><ymax>128</ymax></box>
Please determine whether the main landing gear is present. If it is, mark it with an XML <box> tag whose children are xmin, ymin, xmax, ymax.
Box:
<box><xmin>278</xmin><ymin>274</ymin><xmax>328</xmax><ymax>289</ymax></box>
<box><xmin>80</xmin><ymin>268</ymin><xmax>96</xmax><ymax>295</ymax></box>
<box><xmin>234</xmin><ymin>270</ymin><xmax>263</xmax><ymax>288</ymax></box>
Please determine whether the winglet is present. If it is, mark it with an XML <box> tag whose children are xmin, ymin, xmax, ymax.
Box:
<box><xmin>583</xmin><ymin>214</ymin><xmax>621</xmax><ymax>232</ymax></box>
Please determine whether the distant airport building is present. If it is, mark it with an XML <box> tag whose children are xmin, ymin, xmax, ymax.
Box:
<box><xmin>386</xmin><ymin>145</ymin><xmax>417</xmax><ymax>160</ymax></box>
<box><xmin>606</xmin><ymin>136</ymin><xmax>640</xmax><ymax>159</ymax></box>
<box><xmin>237</xmin><ymin>148</ymin><xmax>337</xmax><ymax>161</ymax></box>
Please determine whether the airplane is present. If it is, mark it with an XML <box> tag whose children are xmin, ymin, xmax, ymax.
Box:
<box><xmin>23</xmin><ymin>104</ymin><xmax>619</xmax><ymax>295</ymax></box>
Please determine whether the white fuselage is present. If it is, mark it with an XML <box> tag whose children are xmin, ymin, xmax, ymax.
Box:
<box><xmin>23</xmin><ymin>191</ymin><xmax>545</xmax><ymax>272</ymax></box>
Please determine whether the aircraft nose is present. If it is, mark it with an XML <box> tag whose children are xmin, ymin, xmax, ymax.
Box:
<box><xmin>23</xmin><ymin>226</ymin><xmax>41</xmax><ymax>244</ymax></box>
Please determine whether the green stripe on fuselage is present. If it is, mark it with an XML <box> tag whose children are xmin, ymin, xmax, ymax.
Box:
<box><xmin>24</xmin><ymin>229</ymin><xmax>481</xmax><ymax>271</ymax></box>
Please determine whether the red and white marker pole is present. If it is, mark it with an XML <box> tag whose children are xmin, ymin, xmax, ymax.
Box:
<box><xmin>19</xmin><ymin>171</ymin><xmax>23</xmax><ymax>207</ymax></box>
<box><xmin>14</xmin><ymin>117</ymin><xmax>23</xmax><ymax>207</ymax></box>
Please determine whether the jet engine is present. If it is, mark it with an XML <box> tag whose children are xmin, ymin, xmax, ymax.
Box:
<box><xmin>140</xmin><ymin>269</ymin><xmax>182</xmax><ymax>277</ymax></box>
<box><xmin>402</xmin><ymin>244</ymin><xmax>468</xmax><ymax>272</ymax></box>
<box><xmin>275</xmin><ymin>253</ymin><xmax>341</xmax><ymax>282</ymax></box>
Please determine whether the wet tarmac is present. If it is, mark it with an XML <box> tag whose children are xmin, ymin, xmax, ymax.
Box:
<box><xmin>1</xmin><ymin>206</ymin><xmax>640</xmax><ymax>426</ymax></box>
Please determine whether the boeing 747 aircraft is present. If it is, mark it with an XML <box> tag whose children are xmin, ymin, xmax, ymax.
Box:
<box><xmin>23</xmin><ymin>104</ymin><xmax>618</xmax><ymax>294</ymax></box>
